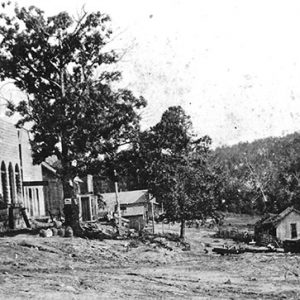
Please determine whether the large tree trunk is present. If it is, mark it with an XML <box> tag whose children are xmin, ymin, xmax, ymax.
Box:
<box><xmin>60</xmin><ymin>153</ymin><xmax>83</xmax><ymax>236</ymax></box>
<box><xmin>62</xmin><ymin>178</ymin><xmax>83</xmax><ymax>236</ymax></box>
<box><xmin>60</xmin><ymin>129</ymin><xmax>83</xmax><ymax>236</ymax></box>
<box><xmin>180</xmin><ymin>218</ymin><xmax>186</xmax><ymax>239</ymax></box>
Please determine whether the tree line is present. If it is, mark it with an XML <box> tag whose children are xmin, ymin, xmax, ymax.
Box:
<box><xmin>211</xmin><ymin>133</ymin><xmax>300</xmax><ymax>215</ymax></box>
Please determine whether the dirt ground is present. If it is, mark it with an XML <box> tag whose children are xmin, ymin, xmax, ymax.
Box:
<box><xmin>1</xmin><ymin>216</ymin><xmax>300</xmax><ymax>299</ymax></box>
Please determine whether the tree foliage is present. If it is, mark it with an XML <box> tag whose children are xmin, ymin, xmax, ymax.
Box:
<box><xmin>211</xmin><ymin>133</ymin><xmax>300</xmax><ymax>214</ymax></box>
<box><xmin>122</xmin><ymin>106</ymin><xmax>216</xmax><ymax>238</ymax></box>
<box><xmin>0</xmin><ymin>3</ymin><xmax>146</xmax><ymax>190</ymax></box>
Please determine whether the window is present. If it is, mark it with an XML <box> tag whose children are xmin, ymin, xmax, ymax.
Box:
<box><xmin>1</xmin><ymin>162</ymin><xmax>8</xmax><ymax>203</ymax></box>
<box><xmin>15</xmin><ymin>164</ymin><xmax>22</xmax><ymax>197</ymax></box>
<box><xmin>291</xmin><ymin>223</ymin><xmax>297</xmax><ymax>239</ymax></box>
<box><xmin>8</xmin><ymin>163</ymin><xmax>15</xmax><ymax>203</ymax></box>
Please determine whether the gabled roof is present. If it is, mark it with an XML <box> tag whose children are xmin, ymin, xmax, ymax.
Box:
<box><xmin>102</xmin><ymin>190</ymin><xmax>149</xmax><ymax>205</ymax></box>
<box><xmin>257</xmin><ymin>206</ymin><xmax>300</xmax><ymax>227</ymax></box>
<box><xmin>274</xmin><ymin>206</ymin><xmax>300</xmax><ymax>223</ymax></box>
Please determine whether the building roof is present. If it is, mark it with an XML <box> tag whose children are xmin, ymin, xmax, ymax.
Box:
<box><xmin>274</xmin><ymin>206</ymin><xmax>300</xmax><ymax>223</ymax></box>
<box><xmin>101</xmin><ymin>190</ymin><xmax>150</xmax><ymax>212</ymax></box>
<box><xmin>102</xmin><ymin>189</ymin><xmax>149</xmax><ymax>204</ymax></box>
<box><xmin>256</xmin><ymin>206</ymin><xmax>300</xmax><ymax>228</ymax></box>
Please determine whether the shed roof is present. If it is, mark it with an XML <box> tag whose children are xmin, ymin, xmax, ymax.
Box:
<box><xmin>101</xmin><ymin>190</ymin><xmax>151</xmax><ymax>212</ymax></box>
<box><xmin>102</xmin><ymin>190</ymin><xmax>149</xmax><ymax>204</ymax></box>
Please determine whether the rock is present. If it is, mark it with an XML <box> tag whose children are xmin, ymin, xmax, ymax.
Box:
<box><xmin>45</xmin><ymin>228</ymin><xmax>53</xmax><ymax>237</ymax></box>
<box><xmin>51</xmin><ymin>227</ymin><xmax>58</xmax><ymax>236</ymax></box>
<box><xmin>57</xmin><ymin>228</ymin><xmax>65</xmax><ymax>237</ymax></box>
<box><xmin>39</xmin><ymin>229</ymin><xmax>47</xmax><ymax>237</ymax></box>
<box><xmin>224</xmin><ymin>279</ymin><xmax>231</xmax><ymax>285</ymax></box>
<box><xmin>54</xmin><ymin>220</ymin><xmax>62</xmax><ymax>229</ymax></box>
<box><xmin>65</xmin><ymin>226</ymin><xmax>73</xmax><ymax>237</ymax></box>
<box><xmin>39</xmin><ymin>229</ymin><xmax>52</xmax><ymax>237</ymax></box>
<box><xmin>40</xmin><ymin>229</ymin><xmax>53</xmax><ymax>237</ymax></box>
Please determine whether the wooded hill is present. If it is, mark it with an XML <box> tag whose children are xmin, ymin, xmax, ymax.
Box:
<box><xmin>211</xmin><ymin>132</ymin><xmax>300</xmax><ymax>215</ymax></box>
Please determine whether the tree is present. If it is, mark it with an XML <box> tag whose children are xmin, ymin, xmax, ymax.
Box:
<box><xmin>210</xmin><ymin>132</ymin><xmax>300</xmax><ymax>215</ymax></box>
<box><xmin>0</xmin><ymin>3</ymin><xmax>146</xmax><ymax>232</ymax></box>
<box><xmin>139</xmin><ymin>106</ymin><xmax>214</xmax><ymax>239</ymax></box>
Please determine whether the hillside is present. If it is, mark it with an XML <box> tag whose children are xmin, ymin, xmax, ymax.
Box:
<box><xmin>211</xmin><ymin>132</ymin><xmax>300</xmax><ymax>214</ymax></box>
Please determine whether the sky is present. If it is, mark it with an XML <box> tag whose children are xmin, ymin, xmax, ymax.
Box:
<box><xmin>1</xmin><ymin>0</ymin><xmax>300</xmax><ymax>147</ymax></box>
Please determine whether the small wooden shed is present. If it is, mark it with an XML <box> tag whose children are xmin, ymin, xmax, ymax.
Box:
<box><xmin>101</xmin><ymin>190</ymin><xmax>157</xmax><ymax>230</ymax></box>
<box><xmin>255</xmin><ymin>207</ymin><xmax>300</xmax><ymax>244</ymax></box>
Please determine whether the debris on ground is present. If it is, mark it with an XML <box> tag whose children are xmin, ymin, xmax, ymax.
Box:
<box><xmin>212</xmin><ymin>245</ymin><xmax>245</xmax><ymax>255</ymax></box>
<box><xmin>216</xmin><ymin>228</ymin><xmax>255</xmax><ymax>243</ymax></box>
<box><xmin>130</xmin><ymin>231</ymin><xmax>191</xmax><ymax>251</ymax></box>
<box><xmin>39</xmin><ymin>228</ymin><xmax>53</xmax><ymax>238</ymax></box>
<box><xmin>81</xmin><ymin>221</ymin><xmax>118</xmax><ymax>240</ymax></box>
<box><xmin>213</xmin><ymin>243</ymin><xmax>284</xmax><ymax>255</ymax></box>
<box><xmin>1</xmin><ymin>215</ymin><xmax>300</xmax><ymax>299</ymax></box>
<box><xmin>18</xmin><ymin>240</ymin><xmax>61</xmax><ymax>254</ymax></box>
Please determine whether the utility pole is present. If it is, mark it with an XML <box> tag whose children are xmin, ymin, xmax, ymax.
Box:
<box><xmin>114</xmin><ymin>169</ymin><xmax>122</xmax><ymax>232</ymax></box>
<box><xmin>151</xmin><ymin>198</ymin><xmax>155</xmax><ymax>234</ymax></box>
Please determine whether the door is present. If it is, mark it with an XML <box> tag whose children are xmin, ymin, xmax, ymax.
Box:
<box><xmin>81</xmin><ymin>196</ymin><xmax>91</xmax><ymax>221</ymax></box>
<box><xmin>291</xmin><ymin>223</ymin><xmax>297</xmax><ymax>239</ymax></box>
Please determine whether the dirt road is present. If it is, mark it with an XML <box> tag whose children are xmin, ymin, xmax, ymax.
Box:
<box><xmin>0</xmin><ymin>224</ymin><xmax>300</xmax><ymax>299</ymax></box>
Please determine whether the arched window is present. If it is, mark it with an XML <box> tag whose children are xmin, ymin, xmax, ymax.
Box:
<box><xmin>15</xmin><ymin>164</ymin><xmax>22</xmax><ymax>199</ymax></box>
<box><xmin>1</xmin><ymin>162</ymin><xmax>8</xmax><ymax>203</ymax></box>
<box><xmin>8</xmin><ymin>163</ymin><xmax>15</xmax><ymax>203</ymax></box>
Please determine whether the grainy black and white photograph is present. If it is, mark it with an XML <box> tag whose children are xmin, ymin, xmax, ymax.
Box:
<box><xmin>0</xmin><ymin>0</ymin><xmax>300</xmax><ymax>299</ymax></box>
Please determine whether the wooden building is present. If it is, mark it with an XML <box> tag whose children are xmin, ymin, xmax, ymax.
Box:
<box><xmin>255</xmin><ymin>207</ymin><xmax>300</xmax><ymax>244</ymax></box>
<box><xmin>101</xmin><ymin>190</ymin><xmax>157</xmax><ymax>230</ymax></box>
<box><xmin>0</xmin><ymin>118</ymin><xmax>48</xmax><ymax>230</ymax></box>
<box><xmin>42</xmin><ymin>164</ymin><xmax>98</xmax><ymax>222</ymax></box>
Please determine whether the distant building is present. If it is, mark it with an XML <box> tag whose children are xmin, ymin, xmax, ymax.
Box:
<box><xmin>255</xmin><ymin>207</ymin><xmax>300</xmax><ymax>244</ymax></box>
<box><xmin>101</xmin><ymin>190</ymin><xmax>157</xmax><ymax>230</ymax></box>
<box><xmin>0</xmin><ymin>119</ymin><xmax>46</xmax><ymax>230</ymax></box>
<box><xmin>0</xmin><ymin>118</ymin><xmax>102</xmax><ymax>230</ymax></box>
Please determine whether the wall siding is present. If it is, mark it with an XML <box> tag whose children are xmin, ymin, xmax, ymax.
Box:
<box><xmin>0</xmin><ymin>120</ymin><xmax>45</xmax><ymax>217</ymax></box>
<box><xmin>276</xmin><ymin>211</ymin><xmax>300</xmax><ymax>240</ymax></box>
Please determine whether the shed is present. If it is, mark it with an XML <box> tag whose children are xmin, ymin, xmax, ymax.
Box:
<box><xmin>41</xmin><ymin>161</ymin><xmax>97</xmax><ymax>221</ymax></box>
<box><xmin>255</xmin><ymin>207</ymin><xmax>300</xmax><ymax>244</ymax></box>
<box><xmin>101</xmin><ymin>190</ymin><xmax>157</xmax><ymax>230</ymax></box>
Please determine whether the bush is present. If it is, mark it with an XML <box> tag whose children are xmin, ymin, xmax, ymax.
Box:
<box><xmin>216</xmin><ymin>228</ymin><xmax>254</xmax><ymax>243</ymax></box>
